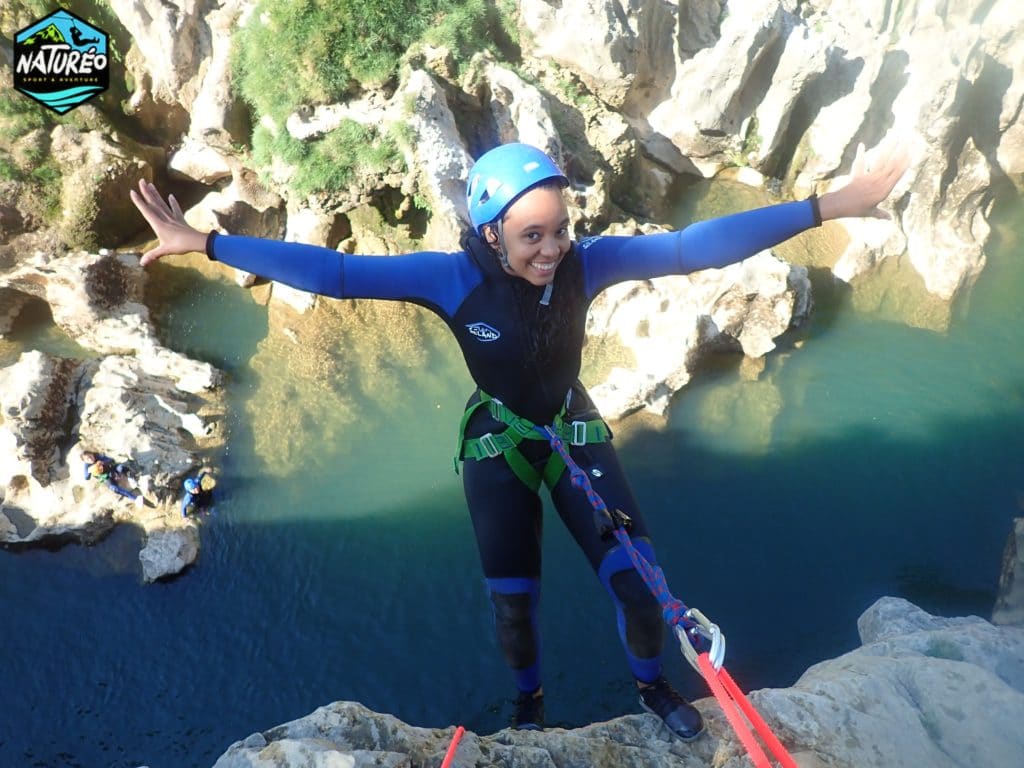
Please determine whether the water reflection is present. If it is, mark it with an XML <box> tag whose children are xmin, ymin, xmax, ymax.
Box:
<box><xmin>0</xmin><ymin>295</ymin><xmax>93</xmax><ymax>366</ymax></box>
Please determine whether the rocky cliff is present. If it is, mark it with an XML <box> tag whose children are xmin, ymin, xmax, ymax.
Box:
<box><xmin>0</xmin><ymin>250</ymin><xmax>223</xmax><ymax>580</ymax></box>
<box><xmin>1</xmin><ymin>1</ymin><xmax>1023</xmax><ymax>764</ymax></box>
<box><xmin>206</xmin><ymin>597</ymin><xmax>1024</xmax><ymax>767</ymax></box>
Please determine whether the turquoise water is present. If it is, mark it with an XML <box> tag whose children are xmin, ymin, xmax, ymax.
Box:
<box><xmin>1</xmin><ymin>196</ymin><xmax>1022</xmax><ymax>767</ymax></box>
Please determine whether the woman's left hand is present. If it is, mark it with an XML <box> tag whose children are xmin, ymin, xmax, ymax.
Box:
<box><xmin>818</xmin><ymin>139</ymin><xmax>911</xmax><ymax>221</ymax></box>
<box><xmin>130</xmin><ymin>179</ymin><xmax>210</xmax><ymax>265</ymax></box>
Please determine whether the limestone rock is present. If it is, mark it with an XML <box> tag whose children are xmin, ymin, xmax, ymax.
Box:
<box><xmin>473</xmin><ymin>59</ymin><xmax>563</xmax><ymax>163</ymax></box>
<box><xmin>212</xmin><ymin>598</ymin><xmax>1024</xmax><ymax>768</ymax></box>
<box><xmin>108</xmin><ymin>0</ymin><xmax>214</xmax><ymax>112</ymax></box>
<box><xmin>587</xmin><ymin>244</ymin><xmax>811</xmax><ymax>419</ymax></box>
<box><xmin>647</xmin><ymin>0</ymin><xmax>791</xmax><ymax>175</ymax></box>
<box><xmin>399</xmin><ymin>69</ymin><xmax>474</xmax><ymax>249</ymax></box>
<box><xmin>518</xmin><ymin>0</ymin><xmax>678</xmax><ymax>113</ymax></box>
<box><xmin>636</xmin><ymin>0</ymin><xmax>1023</xmax><ymax>308</ymax></box>
<box><xmin>993</xmin><ymin>518</ymin><xmax>1024</xmax><ymax>627</ymax></box>
<box><xmin>0</xmin><ymin>351</ymin><xmax>80</xmax><ymax>487</ymax></box>
<box><xmin>0</xmin><ymin>250</ymin><xmax>224</xmax><ymax>580</ymax></box>
<box><xmin>48</xmin><ymin>126</ymin><xmax>162</xmax><ymax>250</ymax></box>
<box><xmin>185</xmin><ymin>0</ymin><xmax>253</xmax><ymax>144</ymax></box>
<box><xmin>168</xmin><ymin>136</ymin><xmax>233</xmax><ymax>184</ymax></box>
<box><xmin>185</xmin><ymin>176</ymin><xmax>285</xmax><ymax>245</ymax></box>
<box><xmin>139</xmin><ymin>524</ymin><xmax>200</xmax><ymax>583</ymax></box>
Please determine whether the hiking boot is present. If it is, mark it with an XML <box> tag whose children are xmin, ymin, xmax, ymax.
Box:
<box><xmin>638</xmin><ymin>677</ymin><xmax>704</xmax><ymax>741</ymax></box>
<box><xmin>512</xmin><ymin>689</ymin><xmax>544</xmax><ymax>731</ymax></box>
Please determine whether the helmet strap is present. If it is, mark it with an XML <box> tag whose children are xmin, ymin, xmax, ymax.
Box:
<box><xmin>484</xmin><ymin>220</ymin><xmax>555</xmax><ymax>305</ymax></box>
<box><xmin>494</xmin><ymin>219</ymin><xmax>511</xmax><ymax>271</ymax></box>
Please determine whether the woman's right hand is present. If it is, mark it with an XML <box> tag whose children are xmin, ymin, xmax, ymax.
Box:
<box><xmin>130</xmin><ymin>179</ymin><xmax>210</xmax><ymax>265</ymax></box>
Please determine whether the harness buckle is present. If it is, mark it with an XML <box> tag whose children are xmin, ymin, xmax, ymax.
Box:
<box><xmin>571</xmin><ymin>420</ymin><xmax>587</xmax><ymax>446</ymax></box>
<box><xmin>479</xmin><ymin>433</ymin><xmax>502</xmax><ymax>458</ymax></box>
<box><xmin>511</xmin><ymin>419</ymin><xmax>533</xmax><ymax>437</ymax></box>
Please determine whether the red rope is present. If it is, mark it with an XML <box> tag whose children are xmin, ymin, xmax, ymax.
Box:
<box><xmin>440</xmin><ymin>725</ymin><xmax>465</xmax><ymax>768</ymax></box>
<box><xmin>697</xmin><ymin>654</ymin><xmax>797</xmax><ymax>768</ymax></box>
<box><xmin>539</xmin><ymin>425</ymin><xmax>797</xmax><ymax>766</ymax></box>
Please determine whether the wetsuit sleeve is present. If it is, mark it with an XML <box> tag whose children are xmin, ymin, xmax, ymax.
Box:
<box><xmin>207</xmin><ymin>234</ymin><xmax>478</xmax><ymax>317</ymax></box>
<box><xmin>582</xmin><ymin>199</ymin><xmax>817</xmax><ymax>299</ymax></box>
<box><xmin>208</xmin><ymin>235</ymin><xmax>344</xmax><ymax>296</ymax></box>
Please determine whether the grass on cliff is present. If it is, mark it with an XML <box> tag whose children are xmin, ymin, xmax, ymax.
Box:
<box><xmin>232</xmin><ymin>0</ymin><xmax>517</xmax><ymax>195</ymax></box>
<box><xmin>252</xmin><ymin>120</ymin><xmax>406</xmax><ymax>197</ymax></box>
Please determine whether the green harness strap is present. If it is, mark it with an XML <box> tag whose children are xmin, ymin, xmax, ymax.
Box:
<box><xmin>454</xmin><ymin>390</ymin><xmax>610</xmax><ymax>491</ymax></box>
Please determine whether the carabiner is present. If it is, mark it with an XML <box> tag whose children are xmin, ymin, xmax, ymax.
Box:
<box><xmin>674</xmin><ymin>607</ymin><xmax>726</xmax><ymax>674</ymax></box>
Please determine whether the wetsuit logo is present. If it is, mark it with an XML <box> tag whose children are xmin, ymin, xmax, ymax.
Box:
<box><xmin>13</xmin><ymin>9</ymin><xmax>110</xmax><ymax>114</ymax></box>
<box><xmin>466</xmin><ymin>322</ymin><xmax>501</xmax><ymax>342</ymax></box>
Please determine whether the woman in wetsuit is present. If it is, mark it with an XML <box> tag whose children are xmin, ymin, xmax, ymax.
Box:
<box><xmin>131</xmin><ymin>140</ymin><xmax>908</xmax><ymax>737</ymax></box>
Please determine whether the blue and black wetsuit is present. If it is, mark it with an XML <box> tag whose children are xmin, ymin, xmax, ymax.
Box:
<box><xmin>84</xmin><ymin>455</ymin><xmax>138</xmax><ymax>500</ymax></box>
<box><xmin>181</xmin><ymin>472</ymin><xmax>215</xmax><ymax>517</ymax></box>
<box><xmin>205</xmin><ymin>200</ymin><xmax>818</xmax><ymax>693</ymax></box>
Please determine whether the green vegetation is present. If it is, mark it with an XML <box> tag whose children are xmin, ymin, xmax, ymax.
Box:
<box><xmin>725</xmin><ymin>115</ymin><xmax>763</xmax><ymax>168</ymax></box>
<box><xmin>253</xmin><ymin>120</ymin><xmax>405</xmax><ymax>196</ymax></box>
<box><xmin>0</xmin><ymin>96</ymin><xmax>62</xmax><ymax>224</ymax></box>
<box><xmin>2</xmin><ymin>0</ymin><xmax>135</xmax><ymax>241</ymax></box>
<box><xmin>0</xmin><ymin>0</ymin><xmax>52</xmax><ymax>36</ymax></box>
<box><xmin>232</xmin><ymin>0</ymin><xmax>516</xmax><ymax>125</ymax></box>
<box><xmin>232</xmin><ymin>0</ymin><xmax>518</xmax><ymax>196</ymax></box>
<box><xmin>0</xmin><ymin>96</ymin><xmax>50</xmax><ymax>148</ymax></box>
<box><xmin>553</xmin><ymin>67</ymin><xmax>594</xmax><ymax>110</ymax></box>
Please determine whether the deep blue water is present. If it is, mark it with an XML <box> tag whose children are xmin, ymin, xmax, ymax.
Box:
<box><xmin>1</xmin><ymin>195</ymin><xmax>1021</xmax><ymax>768</ymax></box>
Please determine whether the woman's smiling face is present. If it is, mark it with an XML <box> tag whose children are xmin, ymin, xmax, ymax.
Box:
<box><xmin>485</xmin><ymin>184</ymin><xmax>571</xmax><ymax>287</ymax></box>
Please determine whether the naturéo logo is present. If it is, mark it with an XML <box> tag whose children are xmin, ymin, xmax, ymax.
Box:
<box><xmin>14</xmin><ymin>9</ymin><xmax>109</xmax><ymax>114</ymax></box>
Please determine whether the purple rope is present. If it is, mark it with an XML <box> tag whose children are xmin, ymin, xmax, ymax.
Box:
<box><xmin>539</xmin><ymin>426</ymin><xmax>697</xmax><ymax>634</ymax></box>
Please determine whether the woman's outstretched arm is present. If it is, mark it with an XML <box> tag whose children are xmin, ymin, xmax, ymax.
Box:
<box><xmin>130</xmin><ymin>178</ymin><xmax>345</xmax><ymax>295</ymax></box>
<box><xmin>581</xmin><ymin>137</ymin><xmax>911</xmax><ymax>296</ymax></box>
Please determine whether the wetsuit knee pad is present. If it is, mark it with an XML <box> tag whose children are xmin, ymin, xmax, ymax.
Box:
<box><xmin>486</xmin><ymin>577</ymin><xmax>540</xmax><ymax>680</ymax></box>
<box><xmin>598</xmin><ymin>542</ymin><xmax>665</xmax><ymax>677</ymax></box>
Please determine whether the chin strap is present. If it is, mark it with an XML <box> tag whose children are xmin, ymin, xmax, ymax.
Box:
<box><xmin>494</xmin><ymin>220</ymin><xmax>511</xmax><ymax>270</ymax></box>
<box><xmin>487</xmin><ymin>222</ymin><xmax>555</xmax><ymax>305</ymax></box>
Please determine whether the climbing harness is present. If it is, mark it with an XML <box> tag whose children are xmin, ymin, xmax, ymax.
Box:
<box><xmin>454</xmin><ymin>389</ymin><xmax>610</xmax><ymax>492</ymax></box>
<box><xmin>538</xmin><ymin>424</ymin><xmax>797</xmax><ymax>768</ymax></box>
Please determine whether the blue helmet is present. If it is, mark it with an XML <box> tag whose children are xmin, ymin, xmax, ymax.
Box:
<box><xmin>184</xmin><ymin>477</ymin><xmax>200</xmax><ymax>494</ymax></box>
<box><xmin>466</xmin><ymin>143</ymin><xmax>568</xmax><ymax>232</ymax></box>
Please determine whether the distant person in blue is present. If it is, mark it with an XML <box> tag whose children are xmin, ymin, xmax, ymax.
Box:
<box><xmin>181</xmin><ymin>469</ymin><xmax>216</xmax><ymax>518</ymax></box>
<box><xmin>131</xmin><ymin>139</ymin><xmax>909</xmax><ymax>738</ymax></box>
<box><xmin>81</xmin><ymin>450</ymin><xmax>144</xmax><ymax>508</ymax></box>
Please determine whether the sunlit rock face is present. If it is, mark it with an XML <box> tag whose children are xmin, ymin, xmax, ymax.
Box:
<box><xmin>519</xmin><ymin>0</ymin><xmax>1021</xmax><ymax>316</ymax></box>
<box><xmin>993</xmin><ymin>517</ymin><xmax>1024</xmax><ymax>628</ymax></box>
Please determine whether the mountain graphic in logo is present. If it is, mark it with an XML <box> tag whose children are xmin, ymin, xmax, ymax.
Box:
<box><xmin>22</xmin><ymin>23</ymin><xmax>66</xmax><ymax>46</ymax></box>
<box><xmin>13</xmin><ymin>10</ymin><xmax>110</xmax><ymax>115</ymax></box>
